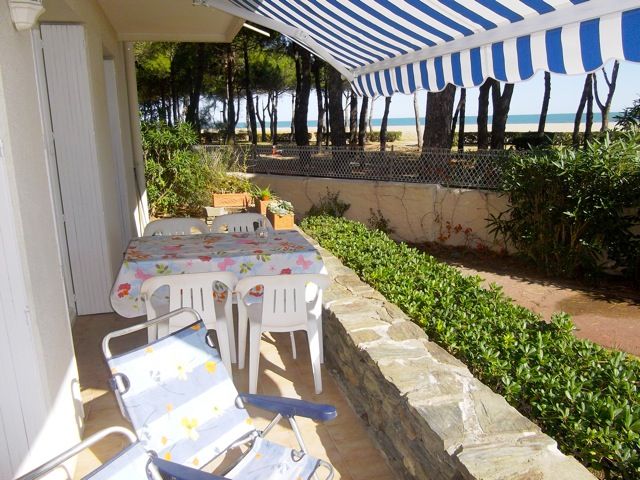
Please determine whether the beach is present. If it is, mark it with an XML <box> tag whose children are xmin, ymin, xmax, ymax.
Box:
<box><xmin>266</xmin><ymin>121</ymin><xmax>582</xmax><ymax>146</ymax></box>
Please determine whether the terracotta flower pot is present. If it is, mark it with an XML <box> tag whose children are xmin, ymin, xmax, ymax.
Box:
<box><xmin>212</xmin><ymin>193</ymin><xmax>251</xmax><ymax>208</ymax></box>
<box><xmin>267</xmin><ymin>211</ymin><xmax>295</xmax><ymax>230</ymax></box>
<box><xmin>254</xmin><ymin>199</ymin><xmax>271</xmax><ymax>215</ymax></box>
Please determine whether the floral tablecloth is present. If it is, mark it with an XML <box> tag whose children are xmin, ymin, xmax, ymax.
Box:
<box><xmin>110</xmin><ymin>230</ymin><xmax>325</xmax><ymax>317</ymax></box>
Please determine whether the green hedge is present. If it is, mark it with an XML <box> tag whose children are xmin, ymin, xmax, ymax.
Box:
<box><xmin>302</xmin><ymin>215</ymin><xmax>640</xmax><ymax>479</ymax></box>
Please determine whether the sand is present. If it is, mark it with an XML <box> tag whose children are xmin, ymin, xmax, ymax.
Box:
<box><xmin>269</xmin><ymin>122</ymin><xmax>578</xmax><ymax>145</ymax></box>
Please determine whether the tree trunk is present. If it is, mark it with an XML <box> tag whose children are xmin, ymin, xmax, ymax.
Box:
<box><xmin>328</xmin><ymin>67</ymin><xmax>346</xmax><ymax>146</ymax></box>
<box><xmin>477</xmin><ymin>80</ymin><xmax>492</xmax><ymax>150</ymax></box>
<box><xmin>271</xmin><ymin>92</ymin><xmax>279</xmax><ymax>145</ymax></box>
<box><xmin>293</xmin><ymin>47</ymin><xmax>311</xmax><ymax>146</ymax></box>
<box><xmin>573</xmin><ymin>76</ymin><xmax>590</xmax><ymax>148</ymax></box>
<box><xmin>358</xmin><ymin>96</ymin><xmax>369</xmax><ymax>147</ymax></box>
<box><xmin>349</xmin><ymin>89</ymin><xmax>358</xmax><ymax>145</ymax></box>
<box><xmin>413</xmin><ymin>91</ymin><xmax>423</xmax><ymax>149</ymax></box>
<box><xmin>185</xmin><ymin>43</ymin><xmax>206</xmax><ymax>131</ymax></box>
<box><xmin>490</xmin><ymin>82</ymin><xmax>514</xmax><ymax>150</ymax></box>
<box><xmin>225</xmin><ymin>43</ymin><xmax>236</xmax><ymax>144</ymax></box>
<box><xmin>584</xmin><ymin>73</ymin><xmax>594</xmax><ymax>146</ymax></box>
<box><xmin>243</xmin><ymin>40</ymin><xmax>257</xmax><ymax>145</ymax></box>
<box><xmin>368</xmin><ymin>96</ymin><xmax>375</xmax><ymax>134</ymax></box>
<box><xmin>593</xmin><ymin>60</ymin><xmax>620</xmax><ymax>132</ymax></box>
<box><xmin>423</xmin><ymin>84</ymin><xmax>456</xmax><ymax>150</ymax></box>
<box><xmin>313</xmin><ymin>57</ymin><xmax>325</xmax><ymax>146</ymax></box>
<box><xmin>380</xmin><ymin>96</ymin><xmax>392</xmax><ymax>151</ymax></box>
<box><xmin>290</xmin><ymin>93</ymin><xmax>295</xmax><ymax>141</ymax></box>
<box><xmin>538</xmin><ymin>72</ymin><xmax>551</xmax><ymax>134</ymax></box>
<box><xmin>324</xmin><ymin>72</ymin><xmax>330</xmax><ymax>146</ymax></box>
<box><xmin>256</xmin><ymin>96</ymin><xmax>267</xmax><ymax>142</ymax></box>
<box><xmin>450</xmin><ymin>89</ymin><xmax>462</xmax><ymax>148</ymax></box>
<box><xmin>457</xmin><ymin>88</ymin><xmax>466</xmax><ymax>151</ymax></box>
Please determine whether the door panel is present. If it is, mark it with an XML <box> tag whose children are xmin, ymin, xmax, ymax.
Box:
<box><xmin>39</xmin><ymin>24</ymin><xmax>113</xmax><ymax>314</ymax></box>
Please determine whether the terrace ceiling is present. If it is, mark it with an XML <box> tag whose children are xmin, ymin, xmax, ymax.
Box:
<box><xmin>97</xmin><ymin>0</ymin><xmax>244</xmax><ymax>42</ymax></box>
<box><xmin>197</xmin><ymin>0</ymin><xmax>640</xmax><ymax>96</ymax></box>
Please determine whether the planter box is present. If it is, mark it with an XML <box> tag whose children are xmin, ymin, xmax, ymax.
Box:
<box><xmin>253</xmin><ymin>199</ymin><xmax>272</xmax><ymax>216</ymax></box>
<box><xmin>212</xmin><ymin>193</ymin><xmax>251</xmax><ymax>208</ymax></box>
<box><xmin>267</xmin><ymin>211</ymin><xmax>295</xmax><ymax>230</ymax></box>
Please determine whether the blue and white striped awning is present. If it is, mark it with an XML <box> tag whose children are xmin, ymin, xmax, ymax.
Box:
<box><xmin>199</xmin><ymin>0</ymin><xmax>640</xmax><ymax>96</ymax></box>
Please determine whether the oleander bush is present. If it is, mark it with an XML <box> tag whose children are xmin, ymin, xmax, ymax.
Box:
<box><xmin>490</xmin><ymin>130</ymin><xmax>640</xmax><ymax>281</ymax></box>
<box><xmin>302</xmin><ymin>215</ymin><xmax>640</xmax><ymax>479</ymax></box>
<box><xmin>142</xmin><ymin>121</ymin><xmax>214</xmax><ymax>217</ymax></box>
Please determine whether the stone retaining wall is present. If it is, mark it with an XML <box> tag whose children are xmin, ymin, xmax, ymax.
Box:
<box><xmin>246</xmin><ymin>174</ymin><xmax>509</xmax><ymax>251</ymax></box>
<box><xmin>310</xmin><ymin>234</ymin><xmax>595</xmax><ymax>479</ymax></box>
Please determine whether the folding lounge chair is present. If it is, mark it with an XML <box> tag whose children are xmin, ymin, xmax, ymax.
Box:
<box><xmin>103</xmin><ymin>308</ymin><xmax>336</xmax><ymax>480</ymax></box>
<box><xmin>16</xmin><ymin>425</ymin><xmax>233</xmax><ymax>480</ymax></box>
<box><xmin>15</xmin><ymin>426</ymin><xmax>162</xmax><ymax>480</ymax></box>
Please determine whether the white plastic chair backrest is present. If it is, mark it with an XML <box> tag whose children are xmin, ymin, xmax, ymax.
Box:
<box><xmin>105</xmin><ymin>319</ymin><xmax>255</xmax><ymax>467</ymax></box>
<box><xmin>210</xmin><ymin>213</ymin><xmax>273</xmax><ymax>233</ymax></box>
<box><xmin>141</xmin><ymin>272</ymin><xmax>237</xmax><ymax>329</ymax></box>
<box><xmin>143</xmin><ymin>218</ymin><xmax>209</xmax><ymax>236</ymax></box>
<box><xmin>236</xmin><ymin>274</ymin><xmax>329</xmax><ymax>331</ymax></box>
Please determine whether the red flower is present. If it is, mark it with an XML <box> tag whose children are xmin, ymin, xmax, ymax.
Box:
<box><xmin>280</xmin><ymin>268</ymin><xmax>292</xmax><ymax>275</ymax></box>
<box><xmin>117</xmin><ymin>283</ymin><xmax>131</xmax><ymax>298</ymax></box>
<box><xmin>198</xmin><ymin>256</ymin><xmax>212</xmax><ymax>262</ymax></box>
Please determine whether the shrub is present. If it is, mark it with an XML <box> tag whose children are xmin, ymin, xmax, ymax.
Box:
<box><xmin>616</xmin><ymin>97</ymin><xmax>640</xmax><ymax>130</ymax></box>
<box><xmin>142</xmin><ymin>121</ymin><xmax>214</xmax><ymax>217</ymax></box>
<box><xmin>307</xmin><ymin>188</ymin><xmax>350</xmax><ymax>218</ymax></box>
<box><xmin>302</xmin><ymin>215</ymin><xmax>640</xmax><ymax>479</ymax></box>
<box><xmin>490</xmin><ymin>131</ymin><xmax>640</xmax><ymax>281</ymax></box>
<box><xmin>366</xmin><ymin>131</ymin><xmax>402</xmax><ymax>142</ymax></box>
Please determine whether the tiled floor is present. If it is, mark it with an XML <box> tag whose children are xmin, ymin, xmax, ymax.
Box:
<box><xmin>72</xmin><ymin>313</ymin><xmax>394</xmax><ymax>479</ymax></box>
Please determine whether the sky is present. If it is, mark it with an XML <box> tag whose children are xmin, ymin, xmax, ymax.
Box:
<box><xmin>230</xmin><ymin>60</ymin><xmax>640</xmax><ymax>123</ymax></box>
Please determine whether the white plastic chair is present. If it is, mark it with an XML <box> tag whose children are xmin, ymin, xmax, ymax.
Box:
<box><xmin>140</xmin><ymin>271</ymin><xmax>238</xmax><ymax>373</ymax></box>
<box><xmin>236</xmin><ymin>274</ymin><xmax>329</xmax><ymax>395</ymax></box>
<box><xmin>210</xmin><ymin>212</ymin><xmax>273</xmax><ymax>233</ymax></box>
<box><xmin>143</xmin><ymin>217</ymin><xmax>209</xmax><ymax>236</ymax></box>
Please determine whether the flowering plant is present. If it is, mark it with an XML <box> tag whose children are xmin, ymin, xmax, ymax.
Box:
<box><xmin>268</xmin><ymin>199</ymin><xmax>294</xmax><ymax>216</ymax></box>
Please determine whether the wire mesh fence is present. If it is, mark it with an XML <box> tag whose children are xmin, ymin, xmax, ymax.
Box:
<box><xmin>198</xmin><ymin>144</ymin><xmax>510</xmax><ymax>190</ymax></box>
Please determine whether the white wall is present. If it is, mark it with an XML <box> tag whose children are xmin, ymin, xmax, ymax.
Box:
<box><xmin>0</xmin><ymin>2</ymin><xmax>81</xmax><ymax>476</ymax></box>
<box><xmin>247</xmin><ymin>174</ymin><xmax>511</xmax><ymax>251</ymax></box>
<box><xmin>0</xmin><ymin>0</ymin><xmax>142</xmax><ymax>475</ymax></box>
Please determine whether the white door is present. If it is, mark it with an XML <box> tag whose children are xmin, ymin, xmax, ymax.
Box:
<box><xmin>36</xmin><ymin>24</ymin><xmax>114</xmax><ymax>314</ymax></box>
<box><xmin>0</xmin><ymin>140</ymin><xmax>48</xmax><ymax>479</ymax></box>
<box><xmin>103</xmin><ymin>58</ymin><xmax>131</xmax><ymax>252</ymax></box>
<box><xmin>31</xmin><ymin>29</ymin><xmax>77</xmax><ymax>319</ymax></box>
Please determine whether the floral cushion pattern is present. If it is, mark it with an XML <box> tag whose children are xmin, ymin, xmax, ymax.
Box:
<box><xmin>107</xmin><ymin>320</ymin><xmax>327</xmax><ymax>480</ymax></box>
<box><xmin>107</xmin><ymin>322</ymin><xmax>255</xmax><ymax>468</ymax></box>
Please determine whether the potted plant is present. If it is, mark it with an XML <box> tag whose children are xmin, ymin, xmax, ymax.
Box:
<box><xmin>267</xmin><ymin>199</ymin><xmax>295</xmax><ymax>230</ymax></box>
<box><xmin>252</xmin><ymin>185</ymin><xmax>273</xmax><ymax>215</ymax></box>
<box><xmin>211</xmin><ymin>173</ymin><xmax>254</xmax><ymax>208</ymax></box>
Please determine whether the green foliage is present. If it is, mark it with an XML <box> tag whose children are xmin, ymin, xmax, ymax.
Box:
<box><xmin>366</xmin><ymin>131</ymin><xmax>402</xmax><ymax>142</ymax></box>
<box><xmin>142</xmin><ymin>121</ymin><xmax>214</xmax><ymax>217</ymax></box>
<box><xmin>253</xmin><ymin>185</ymin><xmax>272</xmax><ymax>200</ymax></box>
<box><xmin>301</xmin><ymin>215</ymin><xmax>640</xmax><ymax>479</ymax></box>
<box><xmin>616</xmin><ymin>97</ymin><xmax>640</xmax><ymax>131</ymax></box>
<box><xmin>367</xmin><ymin>209</ymin><xmax>395</xmax><ymax>234</ymax></box>
<box><xmin>306</xmin><ymin>189</ymin><xmax>350</xmax><ymax>218</ymax></box>
<box><xmin>489</xmin><ymin>131</ymin><xmax>640</xmax><ymax>280</ymax></box>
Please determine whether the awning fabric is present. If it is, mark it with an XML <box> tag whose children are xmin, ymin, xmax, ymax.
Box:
<box><xmin>199</xmin><ymin>0</ymin><xmax>640</xmax><ymax>96</ymax></box>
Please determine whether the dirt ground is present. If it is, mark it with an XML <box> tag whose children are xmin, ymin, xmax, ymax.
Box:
<box><xmin>418</xmin><ymin>243</ymin><xmax>640</xmax><ymax>357</ymax></box>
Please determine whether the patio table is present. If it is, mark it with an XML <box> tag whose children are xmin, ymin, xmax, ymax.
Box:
<box><xmin>110</xmin><ymin>229</ymin><xmax>325</xmax><ymax>317</ymax></box>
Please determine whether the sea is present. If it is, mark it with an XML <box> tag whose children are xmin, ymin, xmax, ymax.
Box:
<box><xmin>238</xmin><ymin>112</ymin><xmax>619</xmax><ymax>129</ymax></box>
